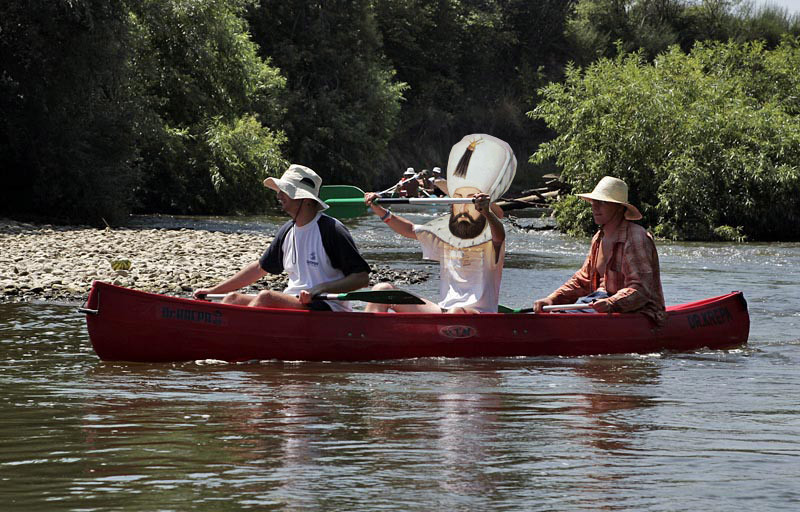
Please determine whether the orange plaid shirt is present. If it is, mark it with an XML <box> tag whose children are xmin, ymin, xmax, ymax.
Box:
<box><xmin>547</xmin><ymin>221</ymin><xmax>666</xmax><ymax>325</ymax></box>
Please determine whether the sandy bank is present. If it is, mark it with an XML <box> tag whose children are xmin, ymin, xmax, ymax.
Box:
<box><xmin>0</xmin><ymin>219</ymin><xmax>429</xmax><ymax>304</ymax></box>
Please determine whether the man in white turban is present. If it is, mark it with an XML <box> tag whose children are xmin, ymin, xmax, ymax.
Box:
<box><xmin>364</xmin><ymin>134</ymin><xmax>516</xmax><ymax>313</ymax></box>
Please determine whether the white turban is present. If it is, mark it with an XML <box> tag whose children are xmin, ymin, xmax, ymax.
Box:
<box><xmin>445</xmin><ymin>134</ymin><xmax>516</xmax><ymax>202</ymax></box>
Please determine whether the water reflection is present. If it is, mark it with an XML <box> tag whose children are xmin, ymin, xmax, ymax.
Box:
<box><xmin>570</xmin><ymin>357</ymin><xmax>660</xmax><ymax>454</ymax></box>
<box><xmin>434</xmin><ymin>370</ymin><xmax>500</xmax><ymax>498</ymax></box>
<box><xmin>3</xmin><ymin>211</ymin><xmax>800</xmax><ymax>510</ymax></box>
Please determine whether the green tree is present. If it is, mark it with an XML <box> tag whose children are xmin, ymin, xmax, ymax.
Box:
<box><xmin>0</xmin><ymin>0</ymin><xmax>141</xmax><ymax>224</ymax></box>
<box><xmin>132</xmin><ymin>0</ymin><xmax>287</xmax><ymax>214</ymax></box>
<box><xmin>530</xmin><ymin>39</ymin><xmax>800</xmax><ymax>241</ymax></box>
<box><xmin>566</xmin><ymin>0</ymin><xmax>800</xmax><ymax>65</ymax></box>
<box><xmin>373</xmin><ymin>0</ymin><xmax>576</xmax><ymax>189</ymax></box>
<box><xmin>247</xmin><ymin>0</ymin><xmax>405</xmax><ymax>187</ymax></box>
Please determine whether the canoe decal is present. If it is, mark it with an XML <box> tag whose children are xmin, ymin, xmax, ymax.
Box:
<box><xmin>160</xmin><ymin>306</ymin><xmax>225</xmax><ymax>326</ymax></box>
<box><xmin>439</xmin><ymin>325</ymin><xmax>477</xmax><ymax>339</ymax></box>
<box><xmin>687</xmin><ymin>307</ymin><xmax>731</xmax><ymax>329</ymax></box>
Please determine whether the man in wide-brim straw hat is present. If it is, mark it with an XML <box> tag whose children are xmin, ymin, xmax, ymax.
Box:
<box><xmin>194</xmin><ymin>164</ymin><xmax>370</xmax><ymax>311</ymax></box>
<box><xmin>532</xmin><ymin>175</ymin><xmax>666</xmax><ymax>325</ymax></box>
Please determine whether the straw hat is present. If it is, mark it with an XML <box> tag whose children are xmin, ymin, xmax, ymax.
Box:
<box><xmin>263</xmin><ymin>164</ymin><xmax>329</xmax><ymax>210</ymax></box>
<box><xmin>576</xmin><ymin>176</ymin><xmax>642</xmax><ymax>220</ymax></box>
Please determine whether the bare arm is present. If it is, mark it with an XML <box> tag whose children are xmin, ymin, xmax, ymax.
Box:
<box><xmin>308</xmin><ymin>271</ymin><xmax>370</xmax><ymax>295</ymax></box>
<box><xmin>533</xmin><ymin>249</ymin><xmax>594</xmax><ymax>312</ymax></box>
<box><xmin>474</xmin><ymin>193</ymin><xmax>505</xmax><ymax>253</ymax></box>
<box><xmin>365</xmin><ymin>192</ymin><xmax>417</xmax><ymax>239</ymax></box>
<box><xmin>193</xmin><ymin>261</ymin><xmax>267</xmax><ymax>298</ymax></box>
<box><xmin>298</xmin><ymin>271</ymin><xmax>370</xmax><ymax>304</ymax></box>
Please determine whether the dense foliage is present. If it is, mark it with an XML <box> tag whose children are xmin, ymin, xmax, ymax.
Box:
<box><xmin>371</xmin><ymin>0</ymin><xmax>575</xmax><ymax>188</ymax></box>
<box><xmin>246</xmin><ymin>0</ymin><xmax>405</xmax><ymax>187</ymax></box>
<box><xmin>130</xmin><ymin>0</ymin><xmax>287</xmax><ymax>214</ymax></box>
<box><xmin>567</xmin><ymin>0</ymin><xmax>800</xmax><ymax>64</ymax></box>
<box><xmin>2</xmin><ymin>0</ymin><xmax>800</xmax><ymax>239</ymax></box>
<box><xmin>531</xmin><ymin>38</ymin><xmax>800</xmax><ymax>241</ymax></box>
<box><xmin>0</xmin><ymin>0</ymin><xmax>141</xmax><ymax>224</ymax></box>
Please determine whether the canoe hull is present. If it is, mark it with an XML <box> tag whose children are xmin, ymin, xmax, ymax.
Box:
<box><xmin>84</xmin><ymin>281</ymin><xmax>749</xmax><ymax>362</ymax></box>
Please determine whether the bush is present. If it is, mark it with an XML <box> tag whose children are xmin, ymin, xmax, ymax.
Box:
<box><xmin>530</xmin><ymin>38</ymin><xmax>800</xmax><ymax>241</ymax></box>
<box><xmin>204</xmin><ymin>115</ymin><xmax>287</xmax><ymax>213</ymax></box>
<box><xmin>132</xmin><ymin>0</ymin><xmax>287</xmax><ymax>215</ymax></box>
<box><xmin>247</xmin><ymin>0</ymin><xmax>405</xmax><ymax>187</ymax></box>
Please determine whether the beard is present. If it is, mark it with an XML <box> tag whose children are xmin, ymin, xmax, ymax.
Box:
<box><xmin>448</xmin><ymin>211</ymin><xmax>487</xmax><ymax>239</ymax></box>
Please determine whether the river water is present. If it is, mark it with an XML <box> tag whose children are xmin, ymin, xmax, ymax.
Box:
<box><xmin>2</xmin><ymin>212</ymin><xmax>799</xmax><ymax>511</ymax></box>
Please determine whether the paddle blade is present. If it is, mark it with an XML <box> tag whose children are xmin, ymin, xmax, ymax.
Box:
<box><xmin>316</xmin><ymin>290</ymin><xmax>425</xmax><ymax>305</ymax></box>
<box><xmin>320</xmin><ymin>185</ymin><xmax>369</xmax><ymax>219</ymax></box>
<box><xmin>320</xmin><ymin>185</ymin><xmax>366</xmax><ymax>199</ymax></box>
<box><xmin>498</xmin><ymin>305</ymin><xmax>534</xmax><ymax>314</ymax></box>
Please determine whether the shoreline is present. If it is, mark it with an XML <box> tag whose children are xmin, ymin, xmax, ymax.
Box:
<box><xmin>0</xmin><ymin>218</ymin><xmax>430</xmax><ymax>305</ymax></box>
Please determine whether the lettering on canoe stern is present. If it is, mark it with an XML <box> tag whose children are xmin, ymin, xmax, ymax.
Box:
<box><xmin>687</xmin><ymin>307</ymin><xmax>731</xmax><ymax>329</ymax></box>
<box><xmin>160</xmin><ymin>306</ymin><xmax>225</xmax><ymax>326</ymax></box>
<box><xmin>439</xmin><ymin>325</ymin><xmax>477</xmax><ymax>339</ymax></box>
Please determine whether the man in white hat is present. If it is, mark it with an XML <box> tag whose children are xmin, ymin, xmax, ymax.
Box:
<box><xmin>396</xmin><ymin>168</ymin><xmax>420</xmax><ymax>198</ymax></box>
<box><xmin>363</xmin><ymin>134</ymin><xmax>516</xmax><ymax>314</ymax></box>
<box><xmin>532</xmin><ymin>176</ymin><xmax>666</xmax><ymax>325</ymax></box>
<box><xmin>194</xmin><ymin>164</ymin><xmax>370</xmax><ymax>311</ymax></box>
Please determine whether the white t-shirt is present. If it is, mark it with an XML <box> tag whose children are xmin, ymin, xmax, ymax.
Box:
<box><xmin>414</xmin><ymin>224</ymin><xmax>504</xmax><ymax>313</ymax></box>
<box><xmin>259</xmin><ymin>212</ymin><xmax>370</xmax><ymax>312</ymax></box>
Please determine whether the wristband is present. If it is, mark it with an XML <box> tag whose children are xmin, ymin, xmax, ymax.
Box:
<box><xmin>380</xmin><ymin>209</ymin><xmax>392</xmax><ymax>222</ymax></box>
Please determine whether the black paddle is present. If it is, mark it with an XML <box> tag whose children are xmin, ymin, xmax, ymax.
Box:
<box><xmin>199</xmin><ymin>289</ymin><xmax>425</xmax><ymax>305</ymax></box>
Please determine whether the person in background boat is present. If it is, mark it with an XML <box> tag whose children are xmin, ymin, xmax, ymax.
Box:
<box><xmin>363</xmin><ymin>134</ymin><xmax>516</xmax><ymax>314</ymax></box>
<box><xmin>420</xmin><ymin>167</ymin><xmax>444</xmax><ymax>197</ymax></box>
<box><xmin>396</xmin><ymin>168</ymin><xmax>420</xmax><ymax>198</ymax></box>
<box><xmin>193</xmin><ymin>164</ymin><xmax>370</xmax><ymax>311</ymax></box>
<box><xmin>532</xmin><ymin>176</ymin><xmax>666</xmax><ymax>325</ymax></box>
<box><xmin>426</xmin><ymin>176</ymin><xmax>445</xmax><ymax>197</ymax></box>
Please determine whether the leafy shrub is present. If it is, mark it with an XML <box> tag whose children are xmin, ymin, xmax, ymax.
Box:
<box><xmin>132</xmin><ymin>0</ymin><xmax>287</xmax><ymax>215</ymax></box>
<box><xmin>531</xmin><ymin>38</ymin><xmax>800</xmax><ymax>241</ymax></box>
<box><xmin>204</xmin><ymin>115</ymin><xmax>287</xmax><ymax>213</ymax></box>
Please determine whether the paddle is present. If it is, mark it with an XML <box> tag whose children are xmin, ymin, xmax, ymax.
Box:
<box><xmin>199</xmin><ymin>289</ymin><xmax>425</xmax><ymax>305</ymax></box>
<box><xmin>315</xmin><ymin>290</ymin><xmax>425</xmax><ymax>304</ymax></box>
<box><xmin>320</xmin><ymin>185</ymin><xmax>473</xmax><ymax>219</ymax></box>
<box><xmin>318</xmin><ymin>185</ymin><xmax>373</xmax><ymax>219</ymax></box>
<box><xmin>498</xmin><ymin>304</ymin><xmax>596</xmax><ymax>313</ymax></box>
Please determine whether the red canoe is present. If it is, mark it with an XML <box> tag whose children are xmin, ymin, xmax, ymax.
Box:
<box><xmin>82</xmin><ymin>281</ymin><xmax>749</xmax><ymax>362</ymax></box>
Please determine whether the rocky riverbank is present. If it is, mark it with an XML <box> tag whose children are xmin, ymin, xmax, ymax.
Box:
<box><xmin>0</xmin><ymin>218</ymin><xmax>430</xmax><ymax>305</ymax></box>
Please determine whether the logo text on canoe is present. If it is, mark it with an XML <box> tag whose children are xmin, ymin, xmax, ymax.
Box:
<box><xmin>161</xmin><ymin>306</ymin><xmax>223</xmax><ymax>326</ymax></box>
<box><xmin>687</xmin><ymin>307</ymin><xmax>731</xmax><ymax>329</ymax></box>
<box><xmin>439</xmin><ymin>325</ymin><xmax>477</xmax><ymax>339</ymax></box>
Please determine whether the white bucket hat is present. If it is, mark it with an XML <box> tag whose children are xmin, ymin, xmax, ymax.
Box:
<box><xmin>444</xmin><ymin>134</ymin><xmax>516</xmax><ymax>202</ymax></box>
<box><xmin>576</xmin><ymin>176</ymin><xmax>642</xmax><ymax>220</ymax></box>
<box><xmin>263</xmin><ymin>164</ymin><xmax>329</xmax><ymax>211</ymax></box>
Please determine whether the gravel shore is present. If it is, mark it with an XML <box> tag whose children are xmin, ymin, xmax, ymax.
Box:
<box><xmin>0</xmin><ymin>218</ymin><xmax>430</xmax><ymax>305</ymax></box>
